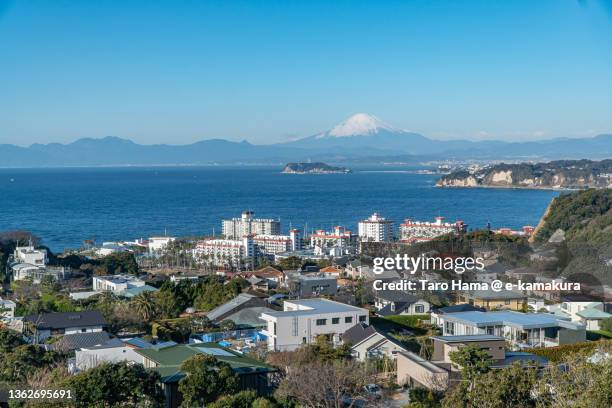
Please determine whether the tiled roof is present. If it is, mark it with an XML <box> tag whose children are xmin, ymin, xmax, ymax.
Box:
<box><xmin>135</xmin><ymin>343</ymin><xmax>274</xmax><ymax>382</ymax></box>
<box><xmin>25</xmin><ymin>311</ymin><xmax>107</xmax><ymax>329</ymax></box>
<box><xmin>50</xmin><ymin>331</ymin><xmax>112</xmax><ymax>352</ymax></box>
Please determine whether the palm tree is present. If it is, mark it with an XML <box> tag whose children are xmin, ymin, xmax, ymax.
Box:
<box><xmin>131</xmin><ymin>291</ymin><xmax>157</xmax><ymax>322</ymax></box>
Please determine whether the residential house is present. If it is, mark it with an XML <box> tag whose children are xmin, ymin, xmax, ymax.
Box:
<box><xmin>430</xmin><ymin>304</ymin><xmax>485</xmax><ymax>327</ymax></box>
<box><xmin>397</xmin><ymin>334</ymin><xmax>549</xmax><ymax>391</ymax></box>
<box><xmin>456</xmin><ymin>289</ymin><xmax>527</xmax><ymax>311</ymax></box>
<box><xmin>260</xmin><ymin>298</ymin><xmax>369</xmax><ymax>351</ymax></box>
<box><xmin>288</xmin><ymin>274</ymin><xmax>338</xmax><ymax>297</ymax></box>
<box><xmin>0</xmin><ymin>297</ymin><xmax>16</xmax><ymax>318</ymax></box>
<box><xmin>74</xmin><ymin>337</ymin><xmax>154</xmax><ymax>372</ymax></box>
<box><xmin>546</xmin><ymin>300</ymin><xmax>611</xmax><ymax>330</ymax></box>
<box><xmin>206</xmin><ymin>293</ymin><xmax>268</xmax><ymax>324</ymax></box>
<box><xmin>374</xmin><ymin>290</ymin><xmax>431</xmax><ymax>316</ymax></box>
<box><xmin>241</xmin><ymin>266</ymin><xmax>286</xmax><ymax>289</ymax></box>
<box><xmin>24</xmin><ymin>311</ymin><xmax>107</xmax><ymax>342</ymax></box>
<box><xmin>135</xmin><ymin>342</ymin><xmax>275</xmax><ymax>408</ymax></box>
<box><xmin>343</xmin><ymin>322</ymin><xmax>410</xmax><ymax>361</ymax></box>
<box><xmin>436</xmin><ymin>310</ymin><xmax>586</xmax><ymax>349</ymax></box>
<box><xmin>92</xmin><ymin>275</ymin><xmax>157</xmax><ymax>298</ymax></box>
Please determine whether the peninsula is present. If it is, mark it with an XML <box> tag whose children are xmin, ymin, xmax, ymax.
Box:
<box><xmin>436</xmin><ymin>159</ymin><xmax>612</xmax><ymax>189</ymax></box>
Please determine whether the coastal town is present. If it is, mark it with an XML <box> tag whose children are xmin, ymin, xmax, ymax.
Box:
<box><xmin>1</xmin><ymin>188</ymin><xmax>610</xmax><ymax>408</ymax></box>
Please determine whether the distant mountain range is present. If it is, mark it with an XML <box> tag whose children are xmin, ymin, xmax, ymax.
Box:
<box><xmin>1</xmin><ymin>114</ymin><xmax>610</xmax><ymax>167</ymax></box>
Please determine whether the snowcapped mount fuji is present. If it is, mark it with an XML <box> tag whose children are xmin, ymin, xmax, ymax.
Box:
<box><xmin>316</xmin><ymin>113</ymin><xmax>401</xmax><ymax>138</ymax></box>
<box><xmin>284</xmin><ymin>113</ymin><xmax>436</xmax><ymax>153</ymax></box>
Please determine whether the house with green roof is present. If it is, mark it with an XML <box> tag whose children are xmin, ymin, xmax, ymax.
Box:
<box><xmin>134</xmin><ymin>342</ymin><xmax>275</xmax><ymax>408</ymax></box>
<box><xmin>576</xmin><ymin>307</ymin><xmax>611</xmax><ymax>330</ymax></box>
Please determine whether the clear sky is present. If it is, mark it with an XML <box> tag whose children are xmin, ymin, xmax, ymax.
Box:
<box><xmin>1</xmin><ymin>0</ymin><xmax>612</xmax><ymax>146</ymax></box>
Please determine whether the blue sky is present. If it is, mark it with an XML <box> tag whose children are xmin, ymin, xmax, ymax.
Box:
<box><xmin>1</xmin><ymin>0</ymin><xmax>612</xmax><ymax>146</ymax></box>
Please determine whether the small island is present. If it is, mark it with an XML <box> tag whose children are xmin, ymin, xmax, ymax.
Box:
<box><xmin>282</xmin><ymin>162</ymin><xmax>352</xmax><ymax>174</ymax></box>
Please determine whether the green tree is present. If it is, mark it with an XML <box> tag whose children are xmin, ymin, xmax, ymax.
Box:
<box><xmin>154</xmin><ymin>290</ymin><xmax>180</xmax><ymax>319</ymax></box>
<box><xmin>0</xmin><ymin>327</ymin><xmax>26</xmax><ymax>352</ymax></box>
<box><xmin>178</xmin><ymin>354</ymin><xmax>238</xmax><ymax>407</ymax></box>
<box><xmin>65</xmin><ymin>362</ymin><xmax>164</xmax><ymax>407</ymax></box>
<box><xmin>0</xmin><ymin>345</ymin><xmax>62</xmax><ymax>383</ymax></box>
<box><xmin>131</xmin><ymin>291</ymin><xmax>158</xmax><ymax>321</ymax></box>
<box><xmin>443</xmin><ymin>362</ymin><xmax>538</xmax><ymax>408</ymax></box>
<box><xmin>208</xmin><ymin>390</ymin><xmax>259</xmax><ymax>408</ymax></box>
<box><xmin>600</xmin><ymin>317</ymin><xmax>612</xmax><ymax>333</ymax></box>
<box><xmin>448</xmin><ymin>344</ymin><xmax>493</xmax><ymax>390</ymax></box>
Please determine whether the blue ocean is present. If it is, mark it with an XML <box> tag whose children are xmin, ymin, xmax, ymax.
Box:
<box><xmin>0</xmin><ymin>166</ymin><xmax>558</xmax><ymax>251</ymax></box>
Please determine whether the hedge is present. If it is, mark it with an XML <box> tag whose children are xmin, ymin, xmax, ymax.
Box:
<box><xmin>526</xmin><ymin>340</ymin><xmax>611</xmax><ymax>363</ymax></box>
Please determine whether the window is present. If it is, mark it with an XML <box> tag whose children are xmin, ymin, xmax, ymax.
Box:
<box><xmin>332</xmin><ymin>317</ymin><xmax>340</xmax><ymax>324</ymax></box>
<box><xmin>345</xmin><ymin>316</ymin><xmax>353</xmax><ymax>324</ymax></box>
<box><xmin>316</xmin><ymin>319</ymin><xmax>327</xmax><ymax>326</ymax></box>
<box><xmin>505</xmin><ymin>300</ymin><xmax>511</xmax><ymax>305</ymax></box>
<box><xmin>415</xmin><ymin>305</ymin><xmax>425</xmax><ymax>313</ymax></box>
<box><xmin>359</xmin><ymin>315</ymin><xmax>367</xmax><ymax>322</ymax></box>
<box><xmin>273</xmin><ymin>323</ymin><xmax>277</xmax><ymax>335</ymax></box>
<box><xmin>302</xmin><ymin>337</ymin><xmax>307</xmax><ymax>344</ymax></box>
<box><xmin>444</xmin><ymin>321</ymin><xmax>455</xmax><ymax>335</ymax></box>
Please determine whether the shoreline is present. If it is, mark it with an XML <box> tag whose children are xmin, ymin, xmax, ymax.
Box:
<box><xmin>435</xmin><ymin>184</ymin><xmax>584</xmax><ymax>191</ymax></box>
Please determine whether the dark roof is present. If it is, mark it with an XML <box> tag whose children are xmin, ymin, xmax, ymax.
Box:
<box><xmin>377</xmin><ymin>302</ymin><xmax>411</xmax><ymax>316</ymax></box>
<box><xmin>433</xmin><ymin>304</ymin><xmax>485</xmax><ymax>314</ymax></box>
<box><xmin>374</xmin><ymin>290</ymin><xmax>418</xmax><ymax>303</ymax></box>
<box><xmin>50</xmin><ymin>331</ymin><xmax>112</xmax><ymax>352</ymax></box>
<box><xmin>343</xmin><ymin>322</ymin><xmax>378</xmax><ymax>345</ymax></box>
<box><xmin>25</xmin><ymin>311</ymin><xmax>107</xmax><ymax>330</ymax></box>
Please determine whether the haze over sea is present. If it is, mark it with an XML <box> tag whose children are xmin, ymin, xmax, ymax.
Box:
<box><xmin>0</xmin><ymin>166</ymin><xmax>558</xmax><ymax>252</ymax></box>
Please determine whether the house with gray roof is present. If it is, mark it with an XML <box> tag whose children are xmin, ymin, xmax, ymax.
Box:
<box><xmin>206</xmin><ymin>293</ymin><xmax>267</xmax><ymax>323</ymax></box>
<box><xmin>397</xmin><ymin>334</ymin><xmax>549</xmax><ymax>391</ymax></box>
<box><xmin>374</xmin><ymin>290</ymin><xmax>430</xmax><ymax>316</ymax></box>
<box><xmin>437</xmin><ymin>310</ymin><xmax>586</xmax><ymax>349</ymax></box>
<box><xmin>343</xmin><ymin>322</ymin><xmax>410</xmax><ymax>361</ymax></box>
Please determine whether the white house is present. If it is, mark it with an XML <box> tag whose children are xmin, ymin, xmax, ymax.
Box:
<box><xmin>260</xmin><ymin>298</ymin><xmax>369</xmax><ymax>351</ymax></box>
<box><xmin>14</xmin><ymin>245</ymin><xmax>48</xmax><ymax>266</ymax></box>
<box><xmin>436</xmin><ymin>310</ymin><xmax>586</xmax><ymax>349</ymax></box>
<box><xmin>344</xmin><ymin>323</ymin><xmax>410</xmax><ymax>361</ymax></box>
<box><xmin>75</xmin><ymin>338</ymin><xmax>148</xmax><ymax>371</ymax></box>
<box><xmin>93</xmin><ymin>275</ymin><xmax>146</xmax><ymax>294</ymax></box>
<box><xmin>0</xmin><ymin>297</ymin><xmax>16</xmax><ymax>318</ymax></box>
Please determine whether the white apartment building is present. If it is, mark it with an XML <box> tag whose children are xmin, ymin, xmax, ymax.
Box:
<box><xmin>358</xmin><ymin>213</ymin><xmax>394</xmax><ymax>242</ymax></box>
<box><xmin>222</xmin><ymin>211</ymin><xmax>280</xmax><ymax>239</ymax></box>
<box><xmin>148</xmin><ymin>236</ymin><xmax>176</xmax><ymax>255</ymax></box>
<box><xmin>260</xmin><ymin>298</ymin><xmax>369</xmax><ymax>351</ymax></box>
<box><xmin>92</xmin><ymin>275</ymin><xmax>146</xmax><ymax>294</ymax></box>
<box><xmin>253</xmin><ymin>230</ymin><xmax>302</xmax><ymax>255</ymax></box>
<box><xmin>310</xmin><ymin>226</ymin><xmax>357</xmax><ymax>252</ymax></box>
<box><xmin>400</xmin><ymin>217</ymin><xmax>466</xmax><ymax>243</ymax></box>
<box><xmin>193</xmin><ymin>236</ymin><xmax>255</xmax><ymax>268</ymax></box>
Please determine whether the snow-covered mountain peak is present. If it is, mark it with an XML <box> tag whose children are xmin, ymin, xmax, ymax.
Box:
<box><xmin>320</xmin><ymin>113</ymin><xmax>401</xmax><ymax>138</ymax></box>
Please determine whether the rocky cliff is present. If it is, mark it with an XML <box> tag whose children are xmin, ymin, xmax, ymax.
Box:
<box><xmin>436</xmin><ymin>159</ymin><xmax>612</xmax><ymax>189</ymax></box>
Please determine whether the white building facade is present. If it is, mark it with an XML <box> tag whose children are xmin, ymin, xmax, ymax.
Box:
<box><xmin>260</xmin><ymin>298</ymin><xmax>370</xmax><ymax>351</ymax></box>
<box><xmin>193</xmin><ymin>236</ymin><xmax>255</xmax><ymax>267</ymax></box>
<box><xmin>358</xmin><ymin>213</ymin><xmax>394</xmax><ymax>242</ymax></box>
<box><xmin>222</xmin><ymin>211</ymin><xmax>280</xmax><ymax>239</ymax></box>
<box><xmin>400</xmin><ymin>217</ymin><xmax>466</xmax><ymax>243</ymax></box>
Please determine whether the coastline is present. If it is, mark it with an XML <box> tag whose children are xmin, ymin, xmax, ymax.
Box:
<box><xmin>434</xmin><ymin>184</ymin><xmax>583</xmax><ymax>191</ymax></box>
